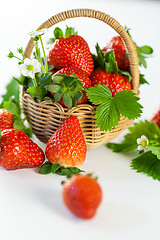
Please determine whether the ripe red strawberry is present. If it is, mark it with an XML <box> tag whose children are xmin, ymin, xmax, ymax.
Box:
<box><xmin>0</xmin><ymin>109</ymin><xmax>13</xmax><ymax>131</ymax></box>
<box><xmin>53</xmin><ymin>67</ymin><xmax>91</xmax><ymax>106</ymax></box>
<box><xmin>62</xmin><ymin>174</ymin><xmax>102</xmax><ymax>219</ymax></box>
<box><xmin>102</xmin><ymin>36</ymin><xmax>130</xmax><ymax>71</ymax></box>
<box><xmin>150</xmin><ymin>108</ymin><xmax>160</xmax><ymax>128</ymax></box>
<box><xmin>90</xmin><ymin>67</ymin><xmax>131</xmax><ymax>96</ymax></box>
<box><xmin>48</xmin><ymin>28</ymin><xmax>94</xmax><ymax>76</ymax></box>
<box><xmin>45</xmin><ymin>116</ymin><xmax>87</xmax><ymax>167</ymax></box>
<box><xmin>0</xmin><ymin>129</ymin><xmax>45</xmax><ymax>170</ymax></box>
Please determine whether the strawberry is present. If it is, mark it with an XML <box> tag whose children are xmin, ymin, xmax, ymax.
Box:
<box><xmin>0</xmin><ymin>108</ymin><xmax>13</xmax><ymax>131</ymax></box>
<box><xmin>62</xmin><ymin>174</ymin><xmax>102</xmax><ymax>219</ymax></box>
<box><xmin>90</xmin><ymin>67</ymin><xmax>131</xmax><ymax>96</ymax></box>
<box><xmin>48</xmin><ymin>27</ymin><xmax>94</xmax><ymax>76</ymax></box>
<box><xmin>150</xmin><ymin>108</ymin><xmax>160</xmax><ymax>128</ymax></box>
<box><xmin>0</xmin><ymin>129</ymin><xmax>45</xmax><ymax>170</ymax></box>
<box><xmin>45</xmin><ymin>116</ymin><xmax>87</xmax><ymax>168</ymax></box>
<box><xmin>102</xmin><ymin>36</ymin><xmax>130</xmax><ymax>71</ymax></box>
<box><xmin>47</xmin><ymin>67</ymin><xmax>91</xmax><ymax>108</ymax></box>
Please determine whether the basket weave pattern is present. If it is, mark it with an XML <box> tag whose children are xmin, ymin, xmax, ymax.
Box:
<box><xmin>21</xmin><ymin>9</ymin><xmax>139</xmax><ymax>149</ymax></box>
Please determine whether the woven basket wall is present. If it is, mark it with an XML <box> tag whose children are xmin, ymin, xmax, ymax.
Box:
<box><xmin>21</xmin><ymin>8</ymin><xmax>139</xmax><ymax>149</ymax></box>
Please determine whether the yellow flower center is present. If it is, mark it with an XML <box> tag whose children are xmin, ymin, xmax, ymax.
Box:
<box><xmin>141</xmin><ymin>140</ymin><xmax>147</xmax><ymax>147</ymax></box>
<box><xmin>27</xmin><ymin>64</ymin><xmax>34</xmax><ymax>71</ymax></box>
<box><xmin>37</xmin><ymin>30</ymin><xmax>42</xmax><ymax>32</ymax></box>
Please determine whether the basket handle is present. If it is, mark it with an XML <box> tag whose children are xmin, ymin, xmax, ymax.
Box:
<box><xmin>24</xmin><ymin>8</ymin><xmax>139</xmax><ymax>93</ymax></box>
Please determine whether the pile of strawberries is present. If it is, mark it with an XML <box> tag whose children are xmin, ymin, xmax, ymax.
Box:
<box><xmin>0</xmin><ymin>108</ymin><xmax>102</xmax><ymax>219</ymax></box>
<box><xmin>1</xmin><ymin>28</ymin><xmax>157</xmax><ymax>219</ymax></box>
<box><xmin>47</xmin><ymin>27</ymin><xmax>132</xmax><ymax>107</ymax></box>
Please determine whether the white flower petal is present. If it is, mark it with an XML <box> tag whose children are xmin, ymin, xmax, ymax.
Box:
<box><xmin>137</xmin><ymin>138</ymin><xmax>142</xmax><ymax>145</ymax></box>
<box><xmin>141</xmin><ymin>135</ymin><xmax>148</xmax><ymax>141</ymax></box>
<box><xmin>28</xmin><ymin>71</ymin><xmax>35</xmax><ymax>78</ymax></box>
<box><xmin>137</xmin><ymin>145</ymin><xmax>144</xmax><ymax>151</ymax></box>
<box><xmin>24</xmin><ymin>58</ymin><xmax>31</xmax><ymax>65</ymax></box>
<box><xmin>21</xmin><ymin>68</ymin><xmax>30</xmax><ymax>77</ymax></box>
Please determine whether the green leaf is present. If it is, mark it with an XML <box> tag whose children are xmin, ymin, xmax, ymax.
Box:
<box><xmin>86</xmin><ymin>84</ymin><xmax>112</xmax><ymax>105</ymax></box>
<box><xmin>0</xmin><ymin>78</ymin><xmax>19</xmax><ymax>106</ymax></box>
<box><xmin>13</xmin><ymin>120</ymin><xmax>25</xmax><ymax>130</ymax></box>
<box><xmin>106</xmin><ymin>142</ymin><xmax>137</xmax><ymax>152</ymax></box>
<box><xmin>65</xmin><ymin>26</ymin><xmax>77</xmax><ymax>37</ymax></box>
<box><xmin>148</xmin><ymin>144</ymin><xmax>160</xmax><ymax>160</ymax></box>
<box><xmin>39</xmin><ymin>73</ymin><xmax>52</xmax><ymax>87</ymax></box>
<box><xmin>131</xmin><ymin>151</ymin><xmax>160</xmax><ymax>181</ymax></box>
<box><xmin>63</xmin><ymin>93</ymin><xmax>72</xmax><ymax>108</ymax></box>
<box><xmin>118</xmin><ymin>70</ymin><xmax>132</xmax><ymax>84</ymax></box>
<box><xmin>139</xmin><ymin>46</ymin><xmax>153</xmax><ymax>55</ymax></box>
<box><xmin>114</xmin><ymin>90</ymin><xmax>143</xmax><ymax>120</ymax></box>
<box><xmin>54</xmin><ymin>27</ymin><xmax>63</xmax><ymax>39</ymax></box>
<box><xmin>69</xmin><ymin>167</ymin><xmax>85</xmax><ymax>174</ymax></box>
<box><xmin>139</xmin><ymin>73</ymin><xmax>149</xmax><ymax>85</ymax></box>
<box><xmin>0</xmin><ymin>130</ymin><xmax>2</xmax><ymax>139</ymax></box>
<box><xmin>94</xmin><ymin>44</ymin><xmax>118</xmax><ymax>73</ymax></box>
<box><xmin>51</xmin><ymin>164</ymin><xmax>61</xmax><ymax>173</ymax></box>
<box><xmin>107</xmin><ymin>120</ymin><xmax>160</xmax><ymax>153</ymax></box>
<box><xmin>74</xmin><ymin>91</ymin><xmax>82</xmax><ymax>102</ymax></box>
<box><xmin>46</xmin><ymin>85</ymin><xmax>61</xmax><ymax>93</ymax></box>
<box><xmin>3</xmin><ymin>101</ymin><xmax>20</xmax><ymax>117</ymax></box>
<box><xmin>95</xmin><ymin>99</ymin><xmax>120</xmax><ymax>131</ymax></box>
<box><xmin>27</xmin><ymin>85</ymin><xmax>39</xmax><ymax>97</ymax></box>
<box><xmin>52</xmin><ymin>76</ymin><xmax>64</xmax><ymax>84</ymax></box>
<box><xmin>105</xmin><ymin>50</ymin><xmax>118</xmax><ymax>73</ymax></box>
<box><xmin>64</xmin><ymin>76</ymin><xmax>74</xmax><ymax>87</ymax></box>
<box><xmin>39</xmin><ymin>161</ymin><xmax>52</xmax><ymax>174</ymax></box>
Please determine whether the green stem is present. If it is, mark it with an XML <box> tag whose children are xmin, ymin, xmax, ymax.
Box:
<box><xmin>13</xmin><ymin>55</ymin><xmax>24</xmax><ymax>62</ymax></box>
<box><xmin>33</xmin><ymin>77</ymin><xmax>42</xmax><ymax>101</ymax></box>
<box><xmin>39</xmin><ymin>36</ymin><xmax>48</xmax><ymax>73</ymax></box>
<box><xmin>34</xmin><ymin>41</ymin><xmax>45</xmax><ymax>73</ymax></box>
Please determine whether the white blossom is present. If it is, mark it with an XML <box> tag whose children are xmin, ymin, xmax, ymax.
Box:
<box><xmin>19</xmin><ymin>58</ymin><xmax>41</xmax><ymax>78</ymax></box>
<box><xmin>137</xmin><ymin>135</ymin><xmax>149</xmax><ymax>151</ymax></box>
<box><xmin>29</xmin><ymin>28</ymin><xmax>48</xmax><ymax>38</ymax></box>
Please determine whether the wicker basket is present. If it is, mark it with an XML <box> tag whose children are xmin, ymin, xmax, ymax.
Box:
<box><xmin>21</xmin><ymin>8</ymin><xmax>139</xmax><ymax>149</ymax></box>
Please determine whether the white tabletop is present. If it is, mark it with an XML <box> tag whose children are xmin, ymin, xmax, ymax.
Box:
<box><xmin>0</xmin><ymin>1</ymin><xmax>160</xmax><ymax>240</ymax></box>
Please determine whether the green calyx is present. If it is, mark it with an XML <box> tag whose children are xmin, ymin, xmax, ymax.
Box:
<box><xmin>92</xmin><ymin>43</ymin><xmax>132</xmax><ymax>83</ymax></box>
<box><xmin>47</xmin><ymin>26</ymin><xmax>78</xmax><ymax>45</ymax></box>
<box><xmin>39</xmin><ymin>161</ymin><xmax>85</xmax><ymax>178</ymax></box>
<box><xmin>46</xmin><ymin>73</ymin><xmax>84</xmax><ymax>108</ymax></box>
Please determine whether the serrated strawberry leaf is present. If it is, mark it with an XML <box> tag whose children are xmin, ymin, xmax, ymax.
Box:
<box><xmin>148</xmin><ymin>141</ymin><xmax>160</xmax><ymax>160</ymax></box>
<box><xmin>131</xmin><ymin>151</ymin><xmax>160</xmax><ymax>181</ymax></box>
<box><xmin>106</xmin><ymin>121</ymin><xmax>160</xmax><ymax>153</ymax></box>
<box><xmin>86</xmin><ymin>84</ymin><xmax>112</xmax><ymax>105</ymax></box>
<box><xmin>114</xmin><ymin>90</ymin><xmax>143</xmax><ymax>120</ymax></box>
<box><xmin>3</xmin><ymin>101</ymin><xmax>20</xmax><ymax>118</ymax></box>
<box><xmin>95</xmin><ymin>99</ymin><xmax>120</xmax><ymax>131</ymax></box>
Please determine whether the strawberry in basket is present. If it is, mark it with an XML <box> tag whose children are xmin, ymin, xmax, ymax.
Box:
<box><xmin>91</xmin><ymin>44</ymin><xmax>131</xmax><ymax>96</ymax></box>
<box><xmin>48</xmin><ymin>26</ymin><xmax>94</xmax><ymax>76</ymax></box>
<box><xmin>102</xmin><ymin>36</ymin><xmax>130</xmax><ymax>71</ymax></box>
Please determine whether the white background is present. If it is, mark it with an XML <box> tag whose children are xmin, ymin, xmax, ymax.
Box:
<box><xmin>0</xmin><ymin>1</ymin><xmax>160</xmax><ymax>240</ymax></box>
